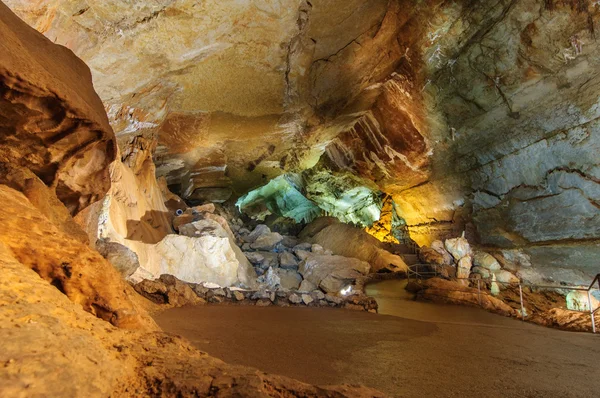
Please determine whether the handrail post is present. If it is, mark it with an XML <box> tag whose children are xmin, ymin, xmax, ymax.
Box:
<box><xmin>477</xmin><ymin>279</ymin><xmax>482</xmax><ymax>306</ymax></box>
<box><xmin>518</xmin><ymin>283</ymin><xmax>525</xmax><ymax>321</ymax></box>
<box><xmin>587</xmin><ymin>290</ymin><xmax>596</xmax><ymax>334</ymax></box>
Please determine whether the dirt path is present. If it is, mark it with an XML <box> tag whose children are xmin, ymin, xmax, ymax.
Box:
<box><xmin>155</xmin><ymin>280</ymin><xmax>599</xmax><ymax>397</ymax></box>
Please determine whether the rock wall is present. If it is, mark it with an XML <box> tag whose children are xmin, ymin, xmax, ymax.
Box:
<box><xmin>0</xmin><ymin>2</ymin><xmax>152</xmax><ymax>329</ymax></box>
<box><xmin>76</xmin><ymin>136</ymin><xmax>173</xmax><ymax>269</ymax></box>
<box><xmin>0</xmin><ymin>1</ymin><xmax>116</xmax><ymax>214</ymax></box>
<box><xmin>394</xmin><ymin>0</ymin><xmax>600</xmax><ymax>285</ymax></box>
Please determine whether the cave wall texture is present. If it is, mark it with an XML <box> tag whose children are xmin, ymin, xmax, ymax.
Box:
<box><xmin>0</xmin><ymin>1</ymin><xmax>157</xmax><ymax>329</ymax></box>
<box><xmin>5</xmin><ymin>0</ymin><xmax>599</xmax><ymax>284</ymax></box>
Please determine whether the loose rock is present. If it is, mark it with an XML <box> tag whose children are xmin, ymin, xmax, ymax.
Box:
<box><xmin>301</xmin><ymin>294</ymin><xmax>314</xmax><ymax>305</ymax></box>
<box><xmin>279</xmin><ymin>251</ymin><xmax>299</xmax><ymax>269</ymax></box>
<box><xmin>289</xmin><ymin>293</ymin><xmax>303</xmax><ymax>304</ymax></box>
<box><xmin>250</xmin><ymin>232</ymin><xmax>284</xmax><ymax>251</ymax></box>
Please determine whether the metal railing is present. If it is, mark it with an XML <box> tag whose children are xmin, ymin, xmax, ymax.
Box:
<box><xmin>407</xmin><ymin>264</ymin><xmax>600</xmax><ymax>333</ymax></box>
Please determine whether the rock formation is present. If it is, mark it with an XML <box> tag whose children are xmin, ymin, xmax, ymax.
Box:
<box><xmin>0</xmin><ymin>1</ymin><xmax>151</xmax><ymax>329</ymax></box>
<box><xmin>0</xmin><ymin>1</ymin><xmax>116</xmax><ymax>214</ymax></box>
<box><xmin>6</xmin><ymin>0</ymin><xmax>599</xmax><ymax>286</ymax></box>
<box><xmin>300</xmin><ymin>217</ymin><xmax>409</xmax><ymax>273</ymax></box>
<box><xmin>0</xmin><ymin>5</ymin><xmax>384</xmax><ymax>395</ymax></box>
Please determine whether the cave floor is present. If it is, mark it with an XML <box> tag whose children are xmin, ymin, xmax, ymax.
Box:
<box><xmin>154</xmin><ymin>280</ymin><xmax>599</xmax><ymax>397</ymax></box>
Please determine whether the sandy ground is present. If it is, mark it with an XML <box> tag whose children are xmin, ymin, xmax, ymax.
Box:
<box><xmin>155</xmin><ymin>280</ymin><xmax>600</xmax><ymax>397</ymax></box>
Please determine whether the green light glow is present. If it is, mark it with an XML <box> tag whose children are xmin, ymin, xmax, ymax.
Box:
<box><xmin>236</xmin><ymin>171</ymin><xmax>383</xmax><ymax>227</ymax></box>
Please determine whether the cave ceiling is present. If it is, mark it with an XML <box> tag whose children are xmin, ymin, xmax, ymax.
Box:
<box><xmin>6</xmin><ymin>0</ymin><xmax>427</xmax><ymax>197</ymax></box>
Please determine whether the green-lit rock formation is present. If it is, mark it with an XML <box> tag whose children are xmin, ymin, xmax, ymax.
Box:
<box><xmin>236</xmin><ymin>174</ymin><xmax>321</xmax><ymax>224</ymax></box>
<box><xmin>236</xmin><ymin>171</ymin><xmax>382</xmax><ymax>227</ymax></box>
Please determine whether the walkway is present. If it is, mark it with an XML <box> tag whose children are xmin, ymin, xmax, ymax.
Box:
<box><xmin>154</xmin><ymin>279</ymin><xmax>599</xmax><ymax>397</ymax></box>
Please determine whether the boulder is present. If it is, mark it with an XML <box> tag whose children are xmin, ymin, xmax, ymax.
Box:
<box><xmin>444</xmin><ymin>234</ymin><xmax>472</xmax><ymax>261</ymax></box>
<box><xmin>301</xmin><ymin>294</ymin><xmax>314</xmax><ymax>305</ymax></box>
<box><xmin>325</xmin><ymin>294</ymin><xmax>343</xmax><ymax>305</ymax></box>
<box><xmin>430</xmin><ymin>240</ymin><xmax>454</xmax><ymax>265</ymax></box>
<box><xmin>289</xmin><ymin>293</ymin><xmax>303</xmax><ymax>304</ymax></box>
<box><xmin>300</xmin><ymin>219</ymin><xmax>407</xmax><ymax>273</ymax></box>
<box><xmin>193</xmin><ymin>203</ymin><xmax>216</xmax><ymax>214</ymax></box>
<box><xmin>277</xmin><ymin>269</ymin><xmax>303</xmax><ymax>290</ymax></box>
<box><xmin>251</xmin><ymin>289</ymin><xmax>272</xmax><ymax>300</ymax></box>
<box><xmin>258</xmin><ymin>252</ymin><xmax>280</xmax><ymax>268</ymax></box>
<box><xmin>417</xmin><ymin>278</ymin><xmax>515</xmax><ymax>317</ymax></box>
<box><xmin>295</xmin><ymin>249</ymin><xmax>312</xmax><ymax>261</ymax></box>
<box><xmin>298</xmin><ymin>279</ymin><xmax>317</xmax><ymax>293</ymax></box>
<box><xmin>293</xmin><ymin>242</ymin><xmax>313</xmax><ymax>252</ymax></box>
<box><xmin>490</xmin><ymin>273</ymin><xmax>500</xmax><ymax>296</ymax></box>
<box><xmin>233</xmin><ymin>291</ymin><xmax>246</xmax><ymax>301</ymax></box>
<box><xmin>311</xmin><ymin>244</ymin><xmax>325</xmax><ymax>254</ymax></box>
<box><xmin>299</xmin><ymin>255</ymin><xmax>370</xmax><ymax>294</ymax></box>
<box><xmin>279</xmin><ymin>251</ymin><xmax>299</xmax><ymax>269</ymax></box>
<box><xmin>134</xmin><ymin>275</ymin><xmax>205</xmax><ymax>307</ymax></box>
<box><xmin>473</xmin><ymin>252</ymin><xmax>501</xmax><ymax>271</ymax></box>
<box><xmin>245</xmin><ymin>224</ymin><xmax>271</xmax><ymax>243</ymax></box>
<box><xmin>250</xmin><ymin>232</ymin><xmax>284</xmax><ymax>251</ymax></box>
<box><xmin>405</xmin><ymin>281</ymin><xmax>423</xmax><ymax>294</ymax></box>
<box><xmin>132</xmin><ymin>217</ymin><xmax>257</xmax><ymax>288</ymax></box>
<box><xmin>260</xmin><ymin>267</ymin><xmax>281</xmax><ymax>289</ymax></box>
<box><xmin>566</xmin><ymin>291</ymin><xmax>600</xmax><ymax>312</ymax></box>
<box><xmin>244</xmin><ymin>252</ymin><xmax>265</xmax><ymax>265</ymax></box>
<box><xmin>173</xmin><ymin>213</ymin><xmax>196</xmax><ymax>231</ymax></box>
<box><xmin>419</xmin><ymin>246</ymin><xmax>445</xmax><ymax>266</ymax></box>
<box><xmin>494</xmin><ymin>269</ymin><xmax>519</xmax><ymax>285</ymax></box>
<box><xmin>256</xmin><ymin>299</ymin><xmax>272</xmax><ymax>307</ymax></box>
<box><xmin>178</xmin><ymin>219</ymin><xmax>223</xmax><ymax>238</ymax></box>
<box><xmin>281</xmin><ymin>236</ymin><xmax>299</xmax><ymax>248</ymax></box>
<box><xmin>172</xmin><ymin>205</ymin><xmax>216</xmax><ymax>232</ymax></box>
<box><xmin>96</xmin><ymin>239</ymin><xmax>140</xmax><ymax>278</ymax></box>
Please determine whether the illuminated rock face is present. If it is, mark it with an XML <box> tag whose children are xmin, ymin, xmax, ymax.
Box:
<box><xmin>7</xmin><ymin>0</ymin><xmax>600</xmax><ymax>284</ymax></box>
<box><xmin>236</xmin><ymin>171</ymin><xmax>382</xmax><ymax>227</ymax></box>
<box><xmin>394</xmin><ymin>0</ymin><xmax>600</xmax><ymax>285</ymax></box>
<box><xmin>0</xmin><ymin>3</ymin><xmax>153</xmax><ymax>329</ymax></box>
<box><xmin>236</xmin><ymin>174</ymin><xmax>321</xmax><ymax>224</ymax></box>
<box><xmin>0</xmin><ymin>1</ymin><xmax>116</xmax><ymax>214</ymax></box>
